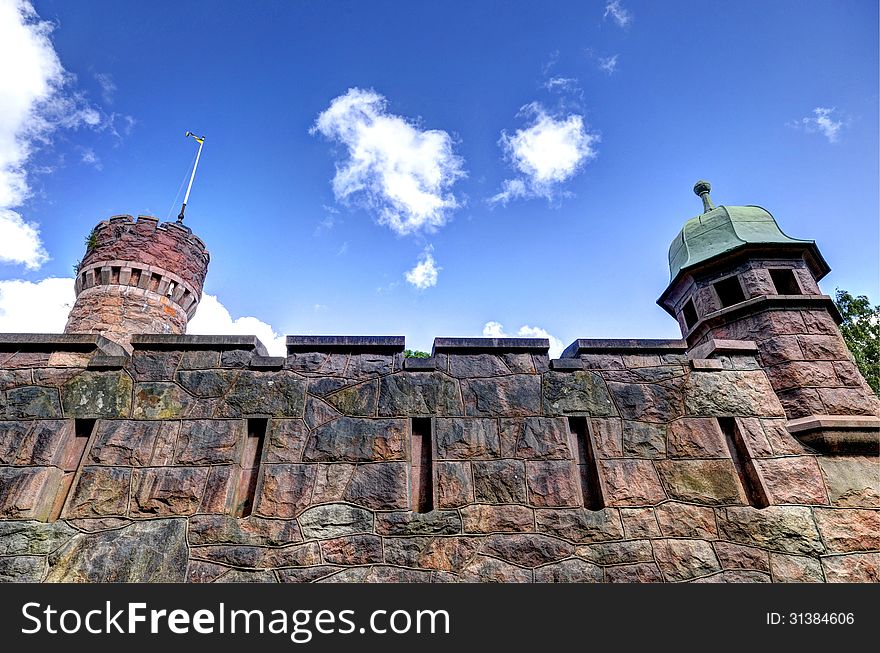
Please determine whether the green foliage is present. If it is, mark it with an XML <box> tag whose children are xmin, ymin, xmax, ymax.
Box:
<box><xmin>404</xmin><ymin>349</ymin><xmax>430</xmax><ymax>359</ymax></box>
<box><xmin>84</xmin><ymin>229</ymin><xmax>98</xmax><ymax>251</ymax></box>
<box><xmin>834</xmin><ymin>289</ymin><xmax>880</xmax><ymax>395</ymax></box>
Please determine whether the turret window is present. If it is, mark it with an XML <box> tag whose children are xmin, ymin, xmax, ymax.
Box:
<box><xmin>769</xmin><ymin>268</ymin><xmax>801</xmax><ymax>295</ymax></box>
<box><xmin>682</xmin><ymin>298</ymin><xmax>699</xmax><ymax>330</ymax></box>
<box><xmin>714</xmin><ymin>275</ymin><xmax>746</xmax><ymax>308</ymax></box>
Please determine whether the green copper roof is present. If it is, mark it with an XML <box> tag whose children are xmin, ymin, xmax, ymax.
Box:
<box><xmin>668</xmin><ymin>183</ymin><xmax>815</xmax><ymax>281</ymax></box>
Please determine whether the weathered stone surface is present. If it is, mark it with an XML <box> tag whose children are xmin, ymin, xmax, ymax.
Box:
<box><xmin>473</xmin><ymin>460</ymin><xmax>527</xmax><ymax>504</ymax></box>
<box><xmin>818</xmin><ymin>457</ymin><xmax>880</xmax><ymax>507</ymax></box>
<box><xmin>309</xmin><ymin>463</ymin><xmax>354</xmax><ymax>503</ymax></box>
<box><xmin>655</xmin><ymin>501</ymin><xmax>717</xmax><ymax>538</ymax></box>
<box><xmin>179</xmin><ymin>350</ymin><xmax>219</xmax><ymax>370</ymax></box>
<box><xmin>526</xmin><ymin>460</ymin><xmax>579</xmax><ymax>507</ymax></box>
<box><xmin>383</xmin><ymin>536</ymin><xmax>481</xmax><ymax>571</ymax></box>
<box><xmin>176</xmin><ymin>369</ymin><xmax>238</xmax><ymax>397</ymax></box>
<box><xmin>64</xmin><ymin>466</ymin><xmax>131</xmax><ymax>517</ymax></box>
<box><xmin>684</xmin><ymin>371</ymin><xmax>785</xmax><ymax>417</ymax></box>
<box><xmin>755</xmin><ymin>456</ymin><xmax>828</xmax><ymax>505</ymax></box>
<box><xmin>576</xmin><ymin>540</ymin><xmax>654</xmax><ymax>565</ymax></box>
<box><xmin>298</xmin><ymin>503</ymin><xmax>373</xmax><ymax>539</ymax></box>
<box><xmin>797</xmin><ymin>334</ymin><xmax>851</xmax><ymax>361</ymax></box>
<box><xmin>599</xmin><ymin>459</ymin><xmax>666</xmax><ymax>505</ymax></box>
<box><xmin>690</xmin><ymin>570</ymin><xmax>771</xmax><ymax>583</ymax></box>
<box><xmin>461</xmin><ymin>504</ymin><xmax>535</xmax><ymax>533</ymax></box>
<box><xmin>0</xmin><ymin>466</ymin><xmax>62</xmax><ymax>520</ymax></box>
<box><xmin>6</xmin><ymin>386</ymin><xmax>62</xmax><ymax>418</ymax></box>
<box><xmin>88</xmin><ymin>420</ymin><xmax>178</xmax><ymax>466</ymax></box>
<box><xmin>219</xmin><ymin>371</ymin><xmax>307</xmax><ymax>417</ymax></box>
<box><xmin>325</xmin><ymin>380</ymin><xmax>378</xmax><ymax>416</ymax></box>
<box><xmin>0</xmin><ymin>520</ymin><xmax>76</xmax><ymax>555</ymax></box>
<box><xmin>360</xmin><ymin>566</ymin><xmax>434</xmax><ymax>583</ymax></box>
<box><xmin>435</xmin><ymin>461</ymin><xmax>473</xmax><ymax>508</ymax></box>
<box><xmin>61</xmin><ymin>372</ymin><xmax>132</xmax><ymax>418</ymax></box>
<box><xmin>480</xmin><ymin>533</ymin><xmax>573</xmax><ymax>567</ymax></box>
<box><xmin>448</xmin><ymin>354</ymin><xmax>511</xmax><ymax>378</ymax></box>
<box><xmin>543</xmin><ymin>371</ymin><xmax>617</xmax><ymax>416</ymax></box>
<box><xmin>765</xmin><ymin>361</ymin><xmax>838</xmax><ymax>392</ymax></box>
<box><xmin>46</xmin><ymin>518</ymin><xmax>187</xmax><ymax>582</ymax></box>
<box><xmin>605</xmin><ymin>562</ymin><xmax>663</xmax><ymax>582</ymax></box>
<box><xmin>813</xmin><ymin>508</ymin><xmax>880</xmax><ymax>553</ymax></box>
<box><xmin>819</xmin><ymin>387</ymin><xmax>880</xmax><ymax>416</ymax></box>
<box><xmin>187</xmin><ymin>514</ymin><xmax>301</xmax><ymax>546</ymax></box>
<box><xmin>131</xmin><ymin>467</ymin><xmax>208</xmax><ymax>516</ymax></box>
<box><xmin>220</xmin><ymin>349</ymin><xmax>252</xmax><ymax>368</ymax></box>
<box><xmin>621</xmin><ymin>421</ymin><xmax>667</xmax><ymax>458</ymax></box>
<box><xmin>0</xmin><ymin>421</ymin><xmax>30</xmax><ymax>463</ymax></box>
<box><xmin>131</xmin><ymin>350</ymin><xmax>182</xmax><ymax>381</ymax></box>
<box><xmin>378</xmin><ymin>372</ymin><xmax>462</xmax><ymax>416</ymax></box>
<box><xmin>607</xmin><ymin>381</ymin><xmax>682</xmax><ymax>422</ymax></box>
<box><xmin>303</xmin><ymin>417</ymin><xmax>406</xmax><ymax>462</ymax></box>
<box><xmin>191</xmin><ymin>542</ymin><xmax>321</xmax><ymax>568</ymax></box>
<box><xmin>714</xmin><ymin>542</ymin><xmax>770</xmax><ymax>572</ymax></box>
<box><xmin>535</xmin><ymin>508</ymin><xmax>624</xmax><ymax>543</ymax></box>
<box><xmin>620</xmin><ymin>507</ymin><xmax>661</xmax><ymax>538</ymax></box>
<box><xmin>460</xmin><ymin>555</ymin><xmax>532</xmax><ymax>582</ymax></box>
<box><xmin>303</xmin><ymin>397</ymin><xmax>341</xmax><ymax>431</ymax></box>
<box><xmin>318</xmin><ymin>567</ymin><xmax>371</xmax><ymax>582</ymax></box>
<box><xmin>653</xmin><ymin>539</ymin><xmax>720</xmax><ymax>582</ymax></box>
<box><xmin>716</xmin><ymin>506</ymin><xmax>824</xmax><ymax>554</ymax></box>
<box><xmin>463</xmin><ymin>375</ymin><xmax>542</xmax><ymax>417</ymax></box>
<box><xmin>132</xmin><ymin>382</ymin><xmax>196</xmax><ymax>419</ymax></box>
<box><xmin>264</xmin><ymin>418</ymin><xmax>309</xmax><ymax>463</ymax></box>
<box><xmin>769</xmin><ymin>553</ymin><xmax>824</xmax><ymax>582</ymax></box>
<box><xmin>589</xmin><ymin>418</ymin><xmax>623</xmax><ymax>458</ymax></box>
<box><xmin>174</xmin><ymin>420</ymin><xmax>243</xmax><ymax>464</ymax></box>
<box><xmin>656</xmin><ymin>459</ymin><xmax>746</xmax><ymax>505</ymax></box>
<box><xmin>375</xmin><ymin>511</ymin><xmax>462</xmax><ymax>536</ymax></box>
<box><xmin>435</xmin><ymin>418</ymin><xmax>500</xmax><ymax>459</ymax></box>
<box><xmin>0</xmin><ymin>556</ymin><xmax>46</xmax><ymax>582</ymax></box>
<box><xmin>500</xmin><ymin>417</ymin><xmax>572</xmax><ymax>459</ymax></box>
<box><xmin>277</xmin><ymin>566</ymin><xmax>345</xmax><ymax>583</ymax></box>
<box><xmin>667</xmin><ymin>418</ymin><xmax>728</xmax><ymax>458</ymax></box>
<box><xmin>347</xmin><ymin>354</ymin><xmax>397</xmax><ymax>379</ymax></box>
<box><xmin>735</xmin><ymin>417</ymin><xmax>774</xmax><ymax>456</ymax></box>
<box><xmin>255</xmin><ymin>464</ymin><xmax>316</xmax><ymax>518</ymax></box>
<box><xmin>821</xmin><ymin>552</ymin><xmax>880</xmax><ymax>582</ymax></box>
<box><xmin>343</xmin><ymin>462</ymin><xmax>409</xmax><ymax>510</ymax></box>
<box><xmin>320</xmin><ymin>534</ymin><xmax>383</xmax><ymax>565</ymax></box>
<box><xmin>13</xmin><ymin>420</ymin><xmax>71</xmax><ymax>466</ymax></box>
<box><xmin>534</xmin><ymin>558</ymin><xmax>603</xmax><ymax>582</ymax></box>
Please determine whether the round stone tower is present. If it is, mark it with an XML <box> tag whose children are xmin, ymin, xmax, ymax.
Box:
<box><xmin>65</xmin><ymin>214</ymin><xmax>210</xmax><ymax>351</ymax></box>
<box><xmin>658</xmin><ymin>181</ymin><xmax>879</xmax><ymax>452</ymax></box>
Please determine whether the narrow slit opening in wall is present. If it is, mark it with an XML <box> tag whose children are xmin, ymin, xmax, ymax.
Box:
<box><xmin>568</xmin><ymin>417</ymin><xmax>604</xmax><ymax>510</ymax></box>
<box><xmin>718</xmin><ymin>417</ymin><xmax>769</xmax><ymax>509</ymax></box>
<box><xmin>149</xmin><ymin>273</ymin><xmax>162</xmax><ymax>293</ymax></box>
<box><xmin>110</xmin><ymin>266</ymin><xmax>121</xmax><ymax>284</ymax></box>
<box><xmin>51</xmin><ymin>419</ymin><xmax>96</xmax><ymax>522</ymax></box>
<box><xmin>714</xmin><ymin>275</ymin><xmax>746</xmax><ymax>308</ymax></box>
<box><xmin>769</xmin><ymin>268</ymin><xmax>801</xmax><ymax>295</ymax></box>
<box><xmin>682</xmin><ymin>299</ymin><xmax>699</xmax><ymax>330</ymax></box>
<box><xmin>237</xmin><ymin>418</ymin><xmax>267</xmax><ymax>517</ymax></box>
<box><xmin>129</xmin><ymin>269</ymin><xmax>141</xmax><ymax>287</ymax></box>
<box><xmin>411</xmin><ymin>417</ymin><xmax>433</xmax><ymax>513</ymax></box>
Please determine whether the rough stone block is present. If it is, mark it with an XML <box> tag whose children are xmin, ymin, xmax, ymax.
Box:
<box><xmin>311</xmin><ymin>464</ymin><xmax>356</xmax><ymax>503</ymax></box>
<box><xmin>714</xmin><ymin>542</ymin><xmax>770</xmax><ymax>572</ymax></box>
<box><xmin>480</xmin><ymin>533</ymin><xmax>573</xmax><ymax>567</ymax></box>
<box><xmin>607</xmin><ymin>381</ymin><xmax>682</xmax><ymax>422</ymax></box>
<box><xmin>473</xmin><ymin>459</ymin><xmax>527</xmax><ymax>504</ymax></box>
<box><xmin>64</xmin><ymin>466</ymin><xmax>131</xmax><ymax>518</ymax></box>
<box><xmin>88</xmin><ymin>420</ymin><xmax>177</xmax><ymax>466</ymax></box>
<box><xmin>462</xmin><ymin>375</ymin><xmax>542</xmax><ymax>417</ymax></box>
<box><xmin>435</xmin><ymin>461</ymin><xmax>473</xmax><ymax>508</ymax></box>
<box><xmin>684</xmin><ymin>370</ymin><xmax>785</xmax><ymax>417</ymax></box>
<box><xmin>622</xmin><ymin>421</ymin><xmax>667</xmax><ymax>458</ymax></box>
<box><xmin>264</xmin><ymin>418</ymin><xmax>309</xmax><ymax>463</ymax></box>
<box><xmin>130</xmin><ymin>467</ymin><xmax>208</xmax><ymax>516</ymax></box>
<box><xmin>526</xmin><ymin>460</ymin><xmax>580</xmax><ymax>507</ymax></box>
<box><xmin>0</xmin><ymin>466</ymin><xmax>63</xmax><ymax>520</ymax></box>
<box><xmin>343</xmin><ymin>462</ymin><xmax>409</xmax><ymax>510</ymax></box>
<box><xmin>5</xmin><ymin>386</ymin><xmax>62</xmax><ymax>419</ymax></box>
<box><xmin>435</xmin><ymin>418</ymin><xmax>500</xmax><ymax>459</ymax></box>
<box><xmin>461</xmin><ymin>504</ymin><xmax>535</xmax><ymax>533</ymax></box>
<box><xmin>653</xmin><ymin>539</ymin><xmax>720</xmax><ymax>582</ymax></box>
<box><xmin>320</xmin><ymin>534</ymin><xmax>383</xmax><ymax>565</ymax></box>
<box><xmin>667</xmin><ymin>418</ymin><xmax>728</xmax><ymax>458</ymax></box>
<box><xmin>655</xmin><ymin>501</ymin><xmax>717</xmax><ymax>538</ymax></box>
<box><xmin>375</xmin><ymin>511</ymin><xmax>461</xmax><ymax>536</ymax></box>
<box><xmin>656</xmin><ymin>459</ymin><xmax>746</xmax><ymax>505</ymax></box>
<box><xmin>769</xmin><ymin>553</ymin><xmax>824</xmax><ymax>582</ymax></box>
<box><xmin>716</xmin><ymin>506</ymin><xmax>824</xmax><ymax>555</ymax></box>
<box><xmin>754</xmin><ymin>456</ymin><xmax>828</xmax><ymax>505</ymax></box>
<box><xmin>298</xmin><ymin>503</ymin><xmax>374</xmax><ymax>540</ymax></box>
<box><xmin>813</xmin><ymin>508</ymin><xmax>880</xmax><ymax>553</ymax></box>
<box><xmin>818</xmin><ymin>457</ymin><xmax>880</xmax><ymax>507</ymax></box>
<box><xmin>534</xmin><ymin>508</ymin><xmax>624</xmax><ymax>543</ymax></box>
<box><xmin>499</xmin><ymin>417</ymin><xmax>572</xmax><ymax>459</ymax></box>
<box><xmin>459</xmin><ymin>555</ymin><xmax>532</xmax><ymax>582</ymax></box>
<box><xmin>534</xmin><ymin>558</ymin><xmax>603</xmax><ymax>582</ymax></box>
<box><xmin>378</xmin><ymin>372</ymin><xmax>461</xmax><ymax>416</ymax></box>
<box><xmin>174</xmin><ymin>420</ymin><xmax>244</xmax><ymax>464</ymax></box>
<box><xmin>303</xmin><ymin>417</ymin><xmax>405</xmax><ymax>462</ymax></box>
<box><xmin>61</xmin><ymin>371</ymin><xmax>132</xmax><ymax>418</ymax></box>
<box><xmin>254</xmin><ymin>463</ymin><xmax>317</xmax><ymax>518</ymax></box>
<box><xmin>543</xmin><ymin>371</ymin><xmax>616</xmax><ymax>416</ymax></box>
<box><xmin>598</xmin><ymin>459</ymin><xmax>666</xmax><ymax>506</ymax></box>
<box><xmin>821</xmin><ymin>552</ymin><xmax>879</xmax><ymax>582</ymax></box>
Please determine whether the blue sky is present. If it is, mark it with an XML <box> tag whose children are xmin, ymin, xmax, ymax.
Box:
<box><xmin>0</xmin><ymin>0</ymin><xmax>877</xmax><ymax>356</ymax></box>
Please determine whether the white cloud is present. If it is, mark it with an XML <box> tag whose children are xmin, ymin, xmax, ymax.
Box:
<box><xmin>793</xmin><ymin>107</ymin><xmax>845</xmax><ymax>143</ymax></box>
<box><xmin>0</xmin><ymin>276</ymin><xmax>73</xmax><ymax>331</ymax></box>
<box><xmin>0</xmin><ymin>0</ymin><xmax>107</xmax><ymax>270</ymax></box>
<box><xmin>482</xmin><ymin>321</ymin><xmax>564</xmax><ymax>358</ymax></box>
<box><xmin>79</xmin><ymin>147</ymin><xmax>102</xmax><ymax>170</ymax></box>
<box><xmin>491</xmin><ymin>102</ymin><xmax>599</xmax><ymax>205</ymax></box>
<box><xmin>544</xmin><ymin>77</ymin><xmax>579</xmax><ymax>93</ymax></box>
<box><xmin>598</xmin><ymin>54</ymin><xmax>619</xmax><ymax>75</ymax></box>
<box><xmin>187</xmin><ymin>293</ymin><xmax>286</xmax><ymax>356</ymax></box>
<box><xmin>0</xmin><ymin>208</ymin><xmax>48</xmax><ymax>269</ymax></box>
<box><xmin>311</xmin><ymin>88</ymin><xmax>466</xmax><ymax>236</ymax></box>
<box><xmin>404</xmin><ymin>246</ymin><xmax>440</xmax><ymax>290</ymax></box>
<box><xmin>604</xmin><ymin>1</ymin><xmax>632</xmax><ymax>28</ymax></box>
<box><xmin>94</xmin><ymin>72</ymin><xmax>116</xmax><ymax>104</ymax></box>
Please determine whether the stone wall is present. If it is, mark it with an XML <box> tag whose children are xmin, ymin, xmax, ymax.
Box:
<box><xmin>0</xmin><ymin>334</ymin><xmax>877</xmax><ymax>583</ymax></box>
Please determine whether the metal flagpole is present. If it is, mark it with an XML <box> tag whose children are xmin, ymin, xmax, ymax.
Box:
<box><xmin>177</xmin><ymin>131</ymin><xmax>205</xmax><ymax>222</ymax></box>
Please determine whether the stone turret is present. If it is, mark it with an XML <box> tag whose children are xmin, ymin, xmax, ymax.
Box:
<box><xmin>65</xmin><ymin>215</ymin><xmax>210</xmax><ymax>351</ymax></box>
<box><xmin>658</xmin><ymin>181</ymin><xmax>879</xmax><ymax>452</ymax></box>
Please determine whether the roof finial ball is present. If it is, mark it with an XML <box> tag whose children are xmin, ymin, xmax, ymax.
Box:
<box><xmin>693</xmin><ymin>180</ymin><xmax>714</xmax><ymax>213</ymax></box>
